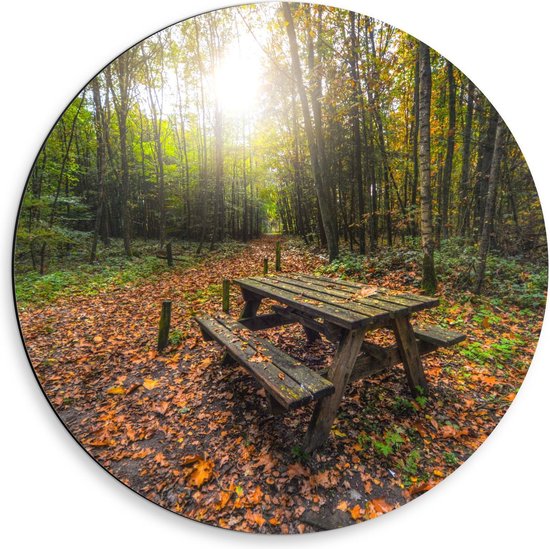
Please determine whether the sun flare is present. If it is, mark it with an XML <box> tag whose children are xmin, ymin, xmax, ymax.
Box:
<box><xmin>213</xmin><ymin>43</ymin><xmax>262</xmax><ymax>116</ymax></box>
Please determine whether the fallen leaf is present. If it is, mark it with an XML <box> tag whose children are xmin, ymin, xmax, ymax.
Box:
<box><xmin>106</xmin><ymin>386</ymin><xmax>126</xmax><ymax>395</ymax></box>
<box><xmin>358</xmin><ymin>287</ymin><xmax>378</xmax><ymax>297</ymax></box>
<box><xmin>366</xmin><ymin>498</ymin><xmax>393</xmax><ymax>517</ymax></box>
<box><xmin>287</xmin><ymin>462</ymin><xmax>308</xmax><ymax>479</ymax></box>
<box><xmin>349</xmin><ymin>504</ymin><xmax>362</xmax><ymax>520</ymax></box>
<box><xmin>245</xmin><ymin>510</ymin><xmax>266</xmax><ymax>527</ymax></box>
<box><xmin>143</xmin><ymin>378</ymin><xmax>159</xmax><ymax>390</ymax></box>
<box><xmin>217</xmin><ymin>491</ymin><xmax>232</xmax><ymax>510</ymax></box>
<box><xmin>248</xmin><ymin>485</ymin><xmax>263</xmax><ymax>505</ymax></box>
<box><xmin>336</xmin><ymin>501</ymin><xmax>348</xmax><ymax>512</ymax></box>
<box><xmin>187</xmin><ymin>458</ymin><xmax>214</xmax><ymax>487</ymax></box>
<box><xmin>405</xmin><ymin>479</ymin><xmax>439</xmax><ymax>497</ymax></box>
<box><xmin>154</xmin><ymin>452</ymin><xmax>170</xmax><ymax>467</ymax></box>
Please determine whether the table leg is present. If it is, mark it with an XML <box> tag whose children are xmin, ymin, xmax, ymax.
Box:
<box><xmin>391</xmin><ymin>315</ymin><xmax>428</xmax><ymax>395</ymax></box>
<box><xmin>238</xmin><ymin>288</ymin><xmax>262</xmax><ymax>320</ymax></box>
<box><xmin>304</xmin><ymin>327</ymin><xmax>367</xmax><ymax>452</ymax></box>
<box><xmin>303</xmin><ymin>325</ymin><xmax>321</xmax><ymax>343</ymax></box>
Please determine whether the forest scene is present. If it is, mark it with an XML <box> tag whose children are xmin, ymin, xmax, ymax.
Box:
<box><xmin>14</xmin><ymin>2</ymin><xmax>546</xmax><ymax>534</ymax></box>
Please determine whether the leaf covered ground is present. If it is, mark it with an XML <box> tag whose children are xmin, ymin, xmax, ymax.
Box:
<box><xmin>18</xmin><ymin>237</ymin><xmax>543</xmax><ymax>533</ymax></box>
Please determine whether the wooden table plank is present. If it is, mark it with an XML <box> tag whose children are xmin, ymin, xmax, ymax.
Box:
<box><xmin>221</xmin><ymin>316</ymin><xmax>334</xmax><ymax>399</ymax></box>
<box><xmin>289</xmin><ymin>273</ymin><xmax>437</xmax><ymax>311</ymax></box>
<box><xmin>197</xmin><ymin>315</ymin><xmax>313</xmax><ymax>409</ymax></box>
<box><xmin>253</xmin><ymin>276</ymin><xmax>392</xmax><ymax>320</ymax></box>
<box><xmin>234</xmin><ymin>278</ymin><xmax>369</xmax><ymax>329</ymax></box>
<box><xmin>275</xmin><ymin>275</ymin><xmax>405</xmax><ymax>316</ymax></box>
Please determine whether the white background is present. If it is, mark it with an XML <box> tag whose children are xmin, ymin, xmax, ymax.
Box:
<box><xmin>1</xmin><ymin>0</ymin><xmax>549</xmax><ymax>547</ymax></box>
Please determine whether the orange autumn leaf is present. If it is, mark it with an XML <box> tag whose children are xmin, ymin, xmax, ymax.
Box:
<box><xmin>217</xmin><ymin>490</ymin><xmax>232</xmax><ymax>510</ymax></box>
<box><xmin>153</xmin><ymin>452</ymin><xmax>170</xmax><ymax>467</ymax></box>
<box><xmin>93</xmin><ymin>335</ymin><xmax>103</xmax><ymax>344</ymax></box>
<box><xmin>106</xmin><ymin>386</ymin><xmax>126</xmax><ymax>395</ymax></box>
<box><xmin>181</xmin><ymin>455</ymin><xmax>201</xmax><ymax>466</ymax></box>
<box><xmin>187</xmin><ymin>458</ymin><xmax>214</xmax><ymax>487</ymax></box>
<box><xmin>367</xmin><ymin>498</ymin><xmax>393</xmax><ymax>517</ymax></box>
<box><xmin>245</xmin><ymin>509</ymin><xmax>266</xmax><ymax>527</ymax></box>
<box><xmin>248</xmin><ymin>485</ymin><xmax>263</xmax><ymax>505</ymax></box>
<box><xmin>336</xmin><ymin>501</ymin><xmax>348</xmax><ymax>512</ymax></box>
<box><xmin>405</xmin><ymin>479</ymin><xmax>439</xmax><ymax>497</ymax></box>
<box><xmin>349</xmin><ymin>504</ymin><xmax>362</xmax><ymax>520</ymax></box>
<box><xmin>154</xmin><ymin>401</ymin><xmax>170</xmax><ymax>415</ymax></box>
<box><xmin>143</xmin><ymin>378</ymin><xmax>159</xmax><ymax>390</ymax></box>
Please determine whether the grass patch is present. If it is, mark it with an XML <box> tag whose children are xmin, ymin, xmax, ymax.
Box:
<box><xmin>14</xmin><ymin>238</ymin><xmax>247</xmax><ymax>309</ymax></box>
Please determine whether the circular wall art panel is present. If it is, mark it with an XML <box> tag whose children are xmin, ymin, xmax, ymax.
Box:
<box><xmin>13</xmin><ymin>0</ymin><xmax>547</xmax><ymax>535</ymax></box>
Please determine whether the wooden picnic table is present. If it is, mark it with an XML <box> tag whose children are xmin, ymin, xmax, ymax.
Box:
<box><xmin>233</xmin><ymin>273</ymin><xmax>441</xmax><ymax>451</ymax></box>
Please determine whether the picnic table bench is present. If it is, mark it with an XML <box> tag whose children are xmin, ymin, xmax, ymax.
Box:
<box><xmin>195</xmin><ymin>273</ymin><xmax>465</xmax><ymax>451</ymax></box>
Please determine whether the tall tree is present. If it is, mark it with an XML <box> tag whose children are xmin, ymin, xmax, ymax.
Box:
<box><xmin>458</xmin><ymin>78</ymin><xmax>475</xmax><ymax>236</ymax></box>
<box><xmin>282</xmin><ymin>3</ymin><xmax>339</xmax><ymax>260</ymax></box>
<box><xmin>418</xmin><ymin>41</ymin><xmax>437</xmax><ymax>293</ymax></box>
<box><xmin>440</xmin><ymin>60</ymin><xmax>456</xmax><ymax>239</ymax></box>
<box><xmin>107</xmin><ymin>52</ymin><xmax>136</xmax><ymax>257</ymax></box>
<box><xmin>90</xmin><ymin>77</ymin><xmax>107</xmax><ymax>263</ymax></box>
<box><xmin>475</xmin><ymin>115</ymin><xmax>505</xmax><ymax>293</ymax></box>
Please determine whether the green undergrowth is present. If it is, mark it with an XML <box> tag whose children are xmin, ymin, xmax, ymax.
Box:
<box><xmin>317</xmin><ymin>237</ymin><xmax>547</xmax><ymax>310</ymax></box>
<box><xmin>14</xmin><ymin>238</ymin><xmax>246</xmax><ymax>309</ymax></box>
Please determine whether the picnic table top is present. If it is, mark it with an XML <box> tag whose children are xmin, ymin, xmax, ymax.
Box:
<box><xmin>234</xmin><ymin>273</ymin><xmax>439</xmax><ymax>330</ymax></box>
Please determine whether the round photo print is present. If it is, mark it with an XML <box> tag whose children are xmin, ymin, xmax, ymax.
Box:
<box><xmin>14</xmin><ymin>1</ymin><xmax>546</xmax><ymax>534</ymax></box>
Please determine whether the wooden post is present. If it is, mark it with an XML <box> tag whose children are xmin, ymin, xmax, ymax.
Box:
<box><xmin>166</xmin><ymin>242</ymin><xmax>173</xmax><ymax>267</ymax></box>
<box><xmin>157</xmin><ymin>300</ymin><xmax>172</xmax><ymax>352</ymax></box>
<box><xmin>222</xmin><ymin>279</ymin><xmax>230</xmax><ymax>313</ymax></box>
<box><xmin>275</xmin><ymin>241</ymin><xmax>281</xmax><ymax>271</ymax></box>
<box><xmin>263</xmin><ymin>257</ymin><xmax>268</xmax><ymax>275</ymax></box>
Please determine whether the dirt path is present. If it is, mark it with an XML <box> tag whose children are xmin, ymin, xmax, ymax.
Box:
<box><xmin>19</xmin><ymin>237</ymin><xmax>538</xmax><ymax>533</ymax></box>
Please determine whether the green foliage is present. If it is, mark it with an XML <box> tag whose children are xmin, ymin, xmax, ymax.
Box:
<box><xmin>320</xmin><ymin>253</ymin><xmax>367</xmax><ymax>277</ymax></box>
<box><xmin>317</xmin><ymin>237</ymin><xmax>546</xmax><ymax>310</ymax></box>
<box><xmin>392</xmin><ymin>396</ymin><xmax>415</xmax><ymax>417</ymax></box>
<box><xmin>15</xmin><ymin>255</ymin><xmax>167</xmax><ymax>309</ymax></box>
<box><xmin>291</xmin><ymin>445</ymin><xmax>309</xmax><ymax>462</ymax></box>
<box><xmin>399</xmin><ymin>449</ymin><xmax>422</xmax><ymax>475</ymax></box>
<box><xmin>373</xmin><ymin>428</ymin><xmax>405</xmax><ymax>457</ymax></box>
<box><xmin>443</xmin><ymin>451</ymin><xmax>459</xmax><ymax>465</ymax></box>
<box><xmin>168</xmin><ymin>329</ymin><xmax>184</xmax><ymax>346</ymax></box>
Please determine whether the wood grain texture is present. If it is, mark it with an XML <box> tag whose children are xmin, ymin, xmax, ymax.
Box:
<box><xmin>392</xmin><ymin>315</ymin><xmax>428</xmax><ymax>394</ymax></box>
<box><xmin>304</xmin><ymin>326</ymin><xmax>367</xmax><ymax>452</ymax></box>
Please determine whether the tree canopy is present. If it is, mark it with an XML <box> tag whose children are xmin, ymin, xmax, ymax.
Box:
<box><xmin>15</xmin><ymin>2</ymin><xmax>544</xmax><ymax>293</ymax></box>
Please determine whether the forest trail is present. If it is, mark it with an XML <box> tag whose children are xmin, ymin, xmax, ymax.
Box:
<box><xmin>19</xmin><ymin>237</ymin><xmax>539</xmax><ymax>533</ymax></box>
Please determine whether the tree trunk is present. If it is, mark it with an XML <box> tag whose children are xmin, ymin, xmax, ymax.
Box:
<box><xmin>458</xmin><ymin>78</ymin><xmax>475</xmax><ymax>236</ymax></box>
<box><xmin>475</xmin><ymin>116</ymin><xmax>505</xmax><ymax>293</ymax></box>
<box><xmin>348</xmin><ymin>11</ymin><xmax>365</xmax><ymax>254</ymax></box>
<box><xmin>90</xmin><ymin>77</ymin><xmax>107</xmax><ymax>263</ymax></box>
<box><xmin>418</xmin><ymin>41</ymin><xmax>437</xmax><ymax>293</ymax></box>
<box><xmin>441</xmin><ymin>60</ymin><xmax>456</xmax><ymax>239</ymax></box>
<box><xmin>108</xmin><ymin>57</ymin><xmax>133</xmax><ymax>257</ymax></box>
<box><xmin>283</xmin><ymin>3</ymin><xmax>339</xmax><ymax>261</ymax></box>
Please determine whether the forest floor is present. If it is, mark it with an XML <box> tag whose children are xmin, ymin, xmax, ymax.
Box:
<box><xmin>19</xmin><ymin>236</ymin><xmax>543</xmax><ymax>533</ymax></box>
